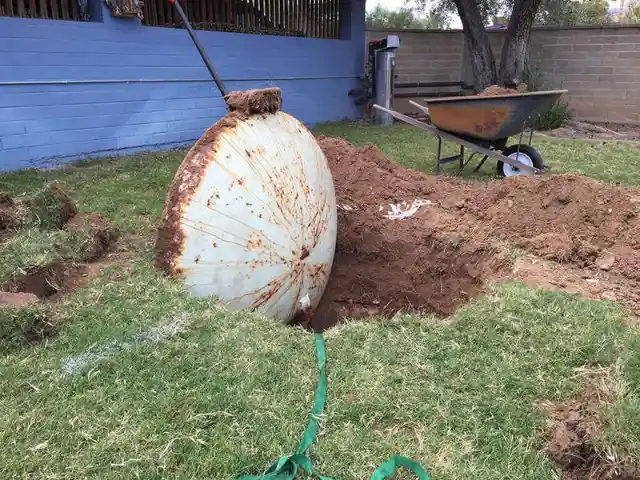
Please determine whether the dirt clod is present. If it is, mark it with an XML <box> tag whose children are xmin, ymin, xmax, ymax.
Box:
<box><xmin>28</xmin><ymin>182</ymin><xmax>78</xmax><ymax>230</ymax></box>
<box><xmin>64</xmin><ymin>213</ymin><xmax>120</xmax><ymax>262</ymax></box>
<box><xmin>307</xmin><ymin>137</ymin><xmax>640</xmax><ymax>330</ymax></box>
<box><xmin>596</xmin><ymin>253</ymin><xmax>616</xmax><ymax>271</ymax></box>
<box><xmin>226</xmin><ymin>87</ymin><xmax>283</xmax><ymax>116</ymax></box>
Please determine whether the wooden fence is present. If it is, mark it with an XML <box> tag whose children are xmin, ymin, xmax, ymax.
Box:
<box><xmin>142</xmin><ymin>0</ymin><xmax>341</xmax><ymax>38</ymax></box>
<box><xmin>0</xmin><ymin>0</ymin><xmax>85</xmax><ymax>20</ymax></box>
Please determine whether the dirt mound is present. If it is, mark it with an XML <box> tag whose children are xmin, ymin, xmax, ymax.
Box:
<box><xmin>477</xmin><ymin>84</ymin><xmax>528</xmax><ymax>96</ymax></box>
<box><xmin>462</xmin><ymin>174</ymin><xmax>640</xmax><ymax>278</ymax></box>
<box><xmin>543</xmin><ymin>386</ymin><xmax>637</xmax><ymax>479</ymax></box>
<box><xmin>306</xmin><ymin>137</ymin><xmax>640</xmax><ymax>330</ymax></box>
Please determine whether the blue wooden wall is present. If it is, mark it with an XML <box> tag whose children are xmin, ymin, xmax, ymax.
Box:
<box><xmin>0</xmin><ymin>0</ymin><xmax>365</xmax><ymax>172</ymax></box>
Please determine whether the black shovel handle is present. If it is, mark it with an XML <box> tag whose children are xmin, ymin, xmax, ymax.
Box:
<box><xmin>169</xmin><ymin>0</ymin><xmax>228</xmax><ymax>98</ymax></box>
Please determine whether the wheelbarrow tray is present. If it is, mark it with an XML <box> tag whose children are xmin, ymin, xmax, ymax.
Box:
<box><xmin>424</xmin><ymin>89</ymin><xmax>568</xmax><ymax>141</ymax></box>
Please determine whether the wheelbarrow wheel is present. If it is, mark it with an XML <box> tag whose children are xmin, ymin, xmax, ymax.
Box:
<box><xmin>497</xmin><ymin>144</ymin><xmax>544</xmax><ymax>178</ymax></box>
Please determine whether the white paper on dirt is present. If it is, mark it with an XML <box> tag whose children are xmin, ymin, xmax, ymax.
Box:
<box><xmin>384</xmin><ymin>199</ymin><xmax>434</xmax><ymax>220</ymax></box>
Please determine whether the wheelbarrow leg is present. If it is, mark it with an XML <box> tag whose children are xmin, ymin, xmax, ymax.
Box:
<box><xmin>436</xmin><ymin>136</ymin><xmax>443</xmax><ymax>175</ymax></box>
<box><xmin>435</xmin><ymin>137</ymin><xmax>465</xmax><ymax>176</ymax></box>
<box><xmin>456</xmin><ymin>151</ymin><xmax>481</xmax><ymax>177</ymax></box>
<box><xmin>473</xmin><ymin>155</ymin><xmax>488</xmax><ymax>173</ymax></box>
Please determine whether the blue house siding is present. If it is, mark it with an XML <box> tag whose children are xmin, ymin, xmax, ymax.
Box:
<box><xmin>0</xmin><ymin>0</ymin><xmax>365</xmax><ymax>172</ymax></box>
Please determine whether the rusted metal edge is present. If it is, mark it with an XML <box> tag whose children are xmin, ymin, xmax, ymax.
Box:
<box><xmin>424</xmin><ymin>89</ymin><xmax>569</xmax><ymax>104</ymax></box>
<box><xmin>154</xmin><ymin>88</ymin><xmax>284</xmax><ymax>276</ymax></box>
<box><xmin>372</xmin><ymin>104</ymin><xmax>540</xmax><ymax>175</ymax></box>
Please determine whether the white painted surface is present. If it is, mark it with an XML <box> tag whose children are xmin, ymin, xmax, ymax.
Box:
<box><xmin>176</xmin><ymin>112</ymin><xmax>337</xmax><ymax>323</ymax></box>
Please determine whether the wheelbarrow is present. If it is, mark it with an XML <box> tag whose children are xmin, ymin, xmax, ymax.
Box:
<box><xmin>373</xmin><ymin>89</ymin><xmax>568</xmax><ymax>177</ymax></box>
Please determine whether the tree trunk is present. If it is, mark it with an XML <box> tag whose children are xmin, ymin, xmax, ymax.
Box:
<box><xmin>453</xmin><ymin>0</ymin><xmax>497</xmax><ymax>92</ymax></box>
<box><xmin>498</xmin><ymin>0</ymin><xmax>542</xmax><ymax>88</ymax></box>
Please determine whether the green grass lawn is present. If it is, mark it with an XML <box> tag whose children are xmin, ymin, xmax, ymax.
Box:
<box><xmin>0</xmin><ymin>124</ymin><xmax>639</xmax><ymax>479</ymax></box>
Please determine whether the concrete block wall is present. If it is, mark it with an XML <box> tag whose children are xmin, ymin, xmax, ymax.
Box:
<box><xmin>367</xmin><ymin>29</ymin><xmax>465</xmax><ymax>85</ymax></box>
<box><xmin>369</xmin><ymin>25</ymin><xmax>640</xmax><ymax>124</ymax></box>
<box><xmin>366</xmin><ymin>29</ymin><xmax>466</xmax><ymax>112</ymax></box>
<box><xmin>0</xmin><ymin>0</ymin><xmax>366</xmax><ymax>172</ymax></box>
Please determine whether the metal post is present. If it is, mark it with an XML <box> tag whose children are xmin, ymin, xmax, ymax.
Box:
<box><xmin>374</xmin><ymin>50</ymin><xmax>396</xmax><ymax>125</ymax></box>
<box><xmin>169</xmin><ymin>0</ymin><xmax>228</xmax><ymax>98</ymax></box>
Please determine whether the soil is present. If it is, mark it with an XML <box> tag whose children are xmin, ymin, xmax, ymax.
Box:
<box><xmin>0</xmin><ymin>292</ymin><xmax>39</xmax><ymax>309</ymax></box>
<box><xmin>477</xmin><ymin>83</ymin><xmax>528</xmax><ymax>97</ymax></box>
<box><xmin>543</xmin><ymin>384</ymin><xmax>638</xmax><ymax>479</ymax></box>
<box><xmin>302</xmin><ymin>137</ymin><xmax>640</xmax><ymax>331</ymax></box>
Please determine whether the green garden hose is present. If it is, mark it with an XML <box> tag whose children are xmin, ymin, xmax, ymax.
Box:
<box><xmin>237</xmin><ymin>334</ymin><xmax>430</xmax><ymax>480</ymax></box>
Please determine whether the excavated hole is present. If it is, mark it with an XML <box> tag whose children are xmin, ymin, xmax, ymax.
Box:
<box><xmin>9</xmin><ymin>262</ymin><xmax>96</xmax><ymax>300</ymax></box>
<box><xmin>294</xmin><ymin>225</ymin><xmax>508</xmax><ymax>332</ymax></box>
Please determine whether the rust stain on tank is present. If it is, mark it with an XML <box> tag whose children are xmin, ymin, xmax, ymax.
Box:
<box><xmin>154</xmin><ymin>112</ymin><xmax>241</xmax><ymax>276</ymax></box>
<box><xmin>250</xmin><ymin>279</ymin><xmax>281</xmax><ymax>309</ymax></box>
<box><xmin>207</xmin><ymin>192</ymin><xmax>220</xmax><ymax>208</ymax></box>
<box><xmin>246</xmin><ymin>238</ymin><xmax>264</xmax><ymax>249</ymax></box>
<box><xmin>428</xmin><ymin>104</ymin><xmax>511</xmax><ymax>138</ymax></box>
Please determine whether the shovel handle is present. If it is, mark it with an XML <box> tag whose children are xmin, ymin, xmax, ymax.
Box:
<box><xmin>169</xmin><ymin>0</ymin><xmax>228</xmax><ymax>98</ymax></box>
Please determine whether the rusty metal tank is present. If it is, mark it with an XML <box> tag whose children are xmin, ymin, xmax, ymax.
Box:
<box><xmin>155</xmin><ymin>108</ymin><xmax>337</xmax><ymax>324</ymax></box>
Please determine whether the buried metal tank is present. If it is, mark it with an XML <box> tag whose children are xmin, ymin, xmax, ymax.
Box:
<box><xmin>155</xmin><ymin>89</ymin><xmax>337</xmax><ymax>323</ymax></box>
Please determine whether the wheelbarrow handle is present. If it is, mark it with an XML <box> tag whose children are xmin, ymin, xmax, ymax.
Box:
<box><xmin>169</xmin><ymin>0</ymin><xmax>228</xmax><ymax>98</ymax></box>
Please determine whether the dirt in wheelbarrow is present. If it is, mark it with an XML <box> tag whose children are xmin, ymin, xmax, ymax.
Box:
<box><xmin>302</xmin><ymin>136</ymin><xmax>640</xmax><ymax>331</ymax></box>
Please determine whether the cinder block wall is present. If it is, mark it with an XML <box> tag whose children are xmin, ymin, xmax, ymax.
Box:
<box><xmin>368</xmin><ymin>25</ymin><xmax>640</xmax><ymax>124</ymax></box>
<box><xmin>0</xmin><ymin>0</ymin><xmax>366</xmax><ymax>172</ymax></box>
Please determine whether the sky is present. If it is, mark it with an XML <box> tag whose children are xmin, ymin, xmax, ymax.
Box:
<box><xmin>366</xmin><ymin>0</ymin><xmax>409</xmax><ymax>11</ymax></box>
